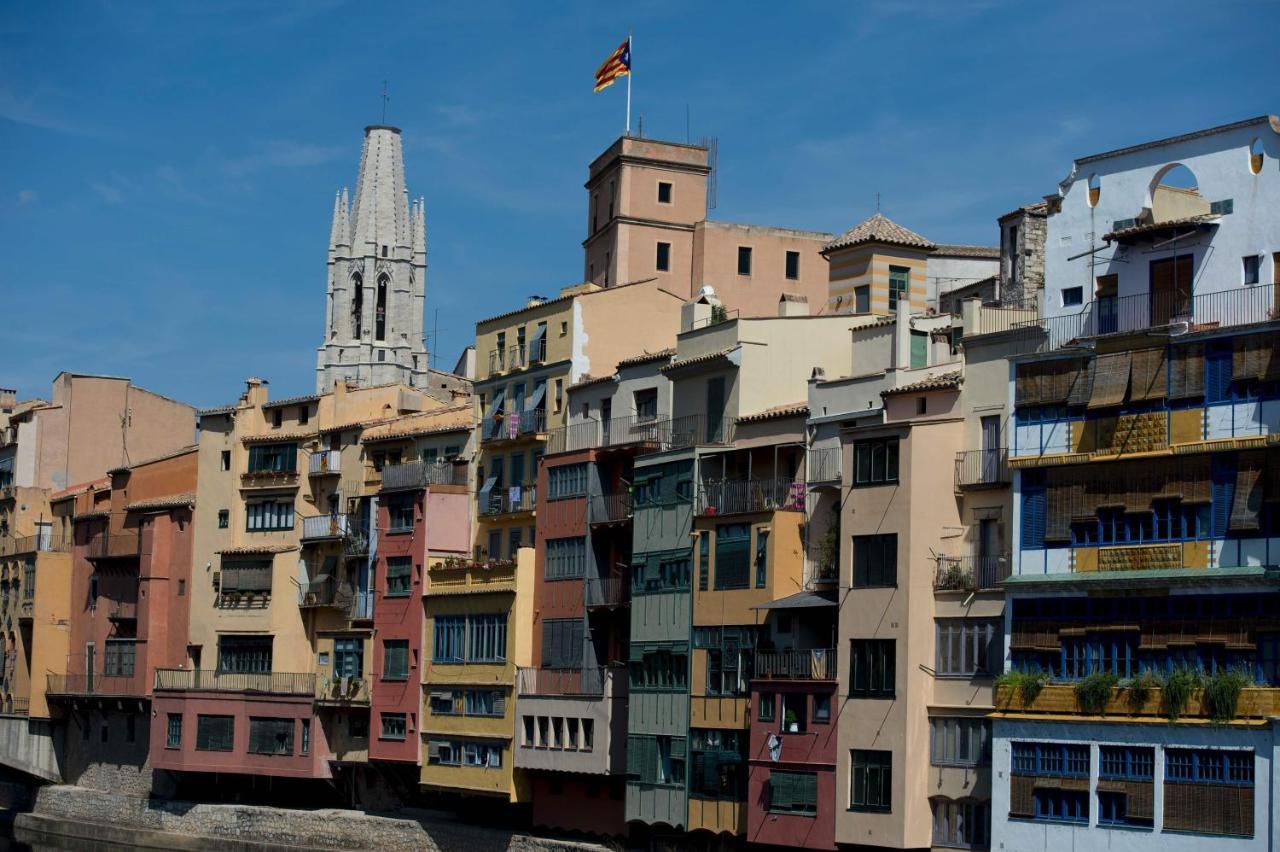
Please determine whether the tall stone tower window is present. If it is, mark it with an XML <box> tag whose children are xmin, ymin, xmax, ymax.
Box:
<box><xmin>351</xmin><ymin>273</ymin><xmax>364</xmax><ymax>339</ymax></box>
<box><xmin>376</xmin><ymin>275</ymin><xmax>388</xmax><ymax>341</ymax></box>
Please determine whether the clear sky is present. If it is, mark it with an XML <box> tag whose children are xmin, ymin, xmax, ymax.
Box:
<box><xmin>1</xmin><ymin>0</ymin><xmax>1276</xmax><ymax>408</ymax></box>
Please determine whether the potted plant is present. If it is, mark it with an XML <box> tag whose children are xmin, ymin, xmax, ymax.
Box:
<box><xmin>783</xmin><ymin>709</ymin><xmax>799</xmax><ymax>733</ymax></box>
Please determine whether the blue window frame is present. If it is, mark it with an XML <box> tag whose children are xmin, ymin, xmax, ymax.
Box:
<box><xmin>1166</xmin><ymin>749</ymin><xmax>1253</xmax><ymax>784</ymax></box>
<box><xmin>433</xmin><ymin>615</ymin><xmax>465</xmax><ymax>663</ymax></box>
<box><xmin>1011</xmin><ymin>742</ymin><xmax>1089</xmax><ymax>777</ymax></box>
<box><xmin>1020</xmin><ymin>470</ymin><xmax>1046</xmax><ymax>550</ymax></box>
<box><xmin>1205</xmin><ymin>340</ymin><xmax>1233</xmax><ymax>404</ymax></box>
<box><xmin>1099</xmin><ymin>746</ymin><xmax>1153</xmax><ymax>780</ymax></box>
<box><xmin>1033</xmin><ymin>789</ymin><xmax>1088</xmax><ymax>823</ymax></box>
<box><xmin>1063</xmin><ymin>634</ymin><xmax>1136</xmax><ymax>678</ymax></box>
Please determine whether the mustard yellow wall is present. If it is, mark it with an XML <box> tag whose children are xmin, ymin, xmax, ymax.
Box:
<box><xmin>1171</xmin><ymin>408</ymin><xmax>1204</xmax><ymax>445</ymax></box>
<box><xmin>27</xmin><ymin>551</ymin><xmax>71</xmax><ymax>719</ymax></box>
<box><xmin>826</xmin><ymin>247</ymin><xmax>929</xmax><ymax>313</ymax></box>
<box><xmin>692</xmin><ymin>510</ymin><xmax>804</xmax><ymax>626</ymax></box>
<box><xmin>690</xmin><ymin>694</ymin><xmax>750</xmax><ymax>729</ymax></box>
<box><xmin>688</xmin><ymin>798</ymin><xmax>745</xmax><ymax>835</ymax></box>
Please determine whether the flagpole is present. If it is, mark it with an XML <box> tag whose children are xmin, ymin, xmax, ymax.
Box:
<box><xmin>625</xmin><ymin>31</ymin><xmax>632</xmax><ymax>136</ymax></box>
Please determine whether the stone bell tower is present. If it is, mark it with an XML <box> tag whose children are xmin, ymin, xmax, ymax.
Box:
<box><xmin>316</xmin><ymin>125</ymin><xmax>429</xmax><ymax>392</ymax></box>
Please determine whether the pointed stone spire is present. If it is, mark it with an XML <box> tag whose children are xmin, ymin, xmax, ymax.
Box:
<box><xmin>411</xmin><ymin>197</ymin><xmax>426</xmax><ymax>256</ymax></box>
<box><xmin>329</xmin><ymin>191</ymin><xmax>345</xmax><ymax>249</ymax></box>
<box><xmin>349</xmin><ymin>125</ymin><xmax>407</xmax><ymax>252</ymax></box>
<box><xmin>339</xmin><ymin>187</ymin><xmax>350</xmax><ymax>245</ymax></box>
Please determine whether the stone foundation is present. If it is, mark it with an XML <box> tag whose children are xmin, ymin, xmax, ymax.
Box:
<box><xmin>20</xmin><ymin>785</ymin><xmax>612</xmax><ymax>852</ymax></box>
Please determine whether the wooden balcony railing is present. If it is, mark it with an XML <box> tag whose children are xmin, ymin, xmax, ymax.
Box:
<box><xmin>754</xmin><ymin>649</ymin><xmax>837</xmax><ymax>680</ymax></box>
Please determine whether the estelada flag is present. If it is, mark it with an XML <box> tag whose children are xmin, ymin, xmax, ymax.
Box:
<box><xmin>594</xmin><ymin>38</ymin><xmax>631</xmax><ymax>92</ymax></box>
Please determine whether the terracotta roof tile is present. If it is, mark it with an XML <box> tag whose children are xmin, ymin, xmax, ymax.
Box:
<box><xmin>568</xmin><ymin>374</ymin><xmax>616</xmax><ymax>392</ymax></box>
<box><xmin>241</xmin><ymin>430</ymin><xmax>319</xmax><ymax>445</ymax></box>
<box><xmin>823</xmin><ymin>212</ymin><xmax>934</xmax><ymax>253</ymax></box>
<box><xmin>1102</xmin><ymin>214</ymin><xmax>1220</xmax><ymax>242</ymax></box>
<box><xmin>659</xmin><ymin>347</ymin><xmax>740</xmax><ymax>374</ymax></box>
<box><xmin>881</xmin><ymin>370</ymin><xmax>964</xmax><ymax>396</ymax></box>
<box><xmin>261</xmin><ymin>393</ymin><xmax>321</xmax><ymax>410</ymax></box>
<box><xmin>360</xmin><ymin>406</ymin><xmax>474</xmax><ymax>443</ymax></box>
<box><xmin>737</xmin><ymin>402</ymin><xmax>809</xmax><ymax>424</ymax></box>
<box><xmin>126</xmin><ymin>493</ymin><xmax>195</xmax><ymax>512</ymax></box>
<box><xmin>617</xmin><ymin>348</ymin><xmax>676</xmax><ymax>369</ymax></box>
<box><xmin>933</xmin><ymin>244</ymin><xmax>1000</xmax><ymax>259</ymax></box>
<box><xmin>217</xmin><ymin>544</ymin><xmax>297</xmax><ymax>556</ymax></box>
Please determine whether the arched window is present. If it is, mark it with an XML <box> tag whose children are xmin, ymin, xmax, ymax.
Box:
<box><xmin>350</xmin><ymin>273</ymin><xmax>364</xmax><ymax>339</ymax></box>
<box><xmin>1249</xmin><ymin>138</ymin><xmax>1264</xmax><ymax>175</ymax></box>
<box><xmin>1087</xmin><ymin>174</ymin><xmax>1100</xmax><ymax>208</ymax></box>
<box><xmin>375</xmin><ymin>274</ymin><xmax>388</xmax><ymax>341</ymax></box>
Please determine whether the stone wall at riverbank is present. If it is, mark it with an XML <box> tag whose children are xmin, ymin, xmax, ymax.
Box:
<box><xmin>19</xmin><ymin>784</ymin><xmax>616</xmax><ymax>852</ymax></box>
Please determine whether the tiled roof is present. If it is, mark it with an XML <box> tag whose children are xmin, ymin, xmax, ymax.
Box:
<box><xmin>568</xmin><ymin>374</ymin><xmax>616</xmax><ymax>391</ymax></box>
<box><xmin>318</xmin><ymin>417</ymin><xmax>393</xmax><ymax>435</ymax></box>
<box><xmin>360</xmin><ymin>406</ymin><xmax>474</xmax><ymax>443</ymax></box>
<box><xmin>261</xmin><ymin>393</ymin><xmax>321</xmax><ymax>410</ymax></box>
<box><xmin>933</xmin><ymin>244</ymin><xmax>1000</xmax><ymax>259</ymax></box>
<box><xmin>217</xmin><ymin>544</ymin><xmax>297</xmax><ymax>556</ymax></box>
<box><xmin>1102</xmin><ymin>214</ymin><xmax>1220</xmax><ymax>242</ymax></box>
<box><xmin>617</xmin><ymin>348</ymin><xmax>676</xmax><ymax>369</ymax></box>
<box><xmin>822</xmin><ymin>212</ymin><xmax>934</xmax><ymax>253</ymax></box>
<box><xmin>107</xmin><ymin>445</ymin><xmax>198</xmax><ymax>475</ymax></box>
<box><xmin>73</xmin><ymin>510</ymin><xmax>110</xmax><ymax>521</ymax></box>
<box><xmin>998</xmin><ymin>200</ymin><xmax>1050</xmax><ymax>221</ymax></box>
<box><xmin>737</xmin><ymin>402</ymin><xmax>809</xmax><ymax>424</ymax></box>
<box><xmin>126</xmin><ymin>493</ymin><xmax>195</xmax><ymax>512</ymax></box>
<box><xmin>881</xmin><ymin>370</ymin><xmax>964</xmax><ymax>396</ymax></box>
<box><xmin>659</xmin><ymin>347</ymin><xmax>740</xmax><ymax>375</ymax></box>
<box><xmin>241</xmin><ymin>430</ymin><xmax>319</xmax><ymax>445</ymax></box>
<box><xmin>198</xmin><ymin>404</ymin><xmax>237</xmax><ymax>417</ymax></box>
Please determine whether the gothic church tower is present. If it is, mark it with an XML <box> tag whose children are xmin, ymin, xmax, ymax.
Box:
<box><xmin>316</xmin><ymin>125</ymin><xmax>429</xmax><ymax>392</ymax></box>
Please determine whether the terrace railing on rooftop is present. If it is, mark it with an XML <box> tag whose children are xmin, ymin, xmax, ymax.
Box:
<box><xmin>1013</xmin><ymin>282</ymin><xmax>1278</xmax><ymax>350</ymax></box>
<box><xmin>153</xmin><ymin>669</ymin><xmax>316</xmax><ymax>695</ymax></box>
<box><xmin>698</xmin><ymin>477</ymin><xmax>805</xmax><ymax>516</ymax></box>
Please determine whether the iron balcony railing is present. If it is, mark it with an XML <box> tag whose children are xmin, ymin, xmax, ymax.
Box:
<box><xmin>107</xmin><ymin>600</ymin><xmax>137</xmax><ymax>621</ymax></box>
<box><xmin>806</xmin><ymin>447</ymin><xmax>841</xmax><ymax>484</ymax></box>
<box><xmin>350</xmin><ymin>590</ymin><xmax>375</xmax><ymax>620</ymax></box>
<box><xmin>583</xmin><ymin>576</ymin><xmax>629</xmax><ymax>609</ymax></box>
<box><xmin>315</xmin><ymin>675</ymin><xmax>370</xmax><ymax>704</ymax></box>
<box><xmin>344</xmin><ymin>532</ymin><xmax>370</xmax><ymax>559</ymax></box>
<box><xmin>47</xmin><ymin>673</ymin><xmax>145</xmax><ymax>697</ymax></box>
<box><xmin>588</xmin><ymin>492</ymin><xmax>632</xmax><ymax>525</ymax></box>
<box><xmin>308</xmin><ymin>450</ymin><xmax>341</xmax><ymax>476</ymax></box>
<box><xmin>516</xmin><ymin>666</ymin><xmax>619</xmax><ymax>697</ymax></box>
<box><xmin>297</xmin><ymin>575</ymin><xmax>357</xmax><ymax>610</ymax></box>
<box><xmin>934</xmin><ymin>554</ymin><xmax>1010</xmax><ymax>591</ymax></box>
<box><xmin>1013</xmin><ymin>281</ymin><xmax>1278</xmax><ymax>351</ymax></box>
<box><xmin>545</xmin><ymin>413</ymin><xmax>735</xmax><ymax>455</ymax></box>
<box><xmin>954</xmin><ymin>449</ymin><xmax>1010</xmax><ymax>489</ymax></box>
<box><xmin>482</xmin><ymin>486</ymin><xmax>538</xmax><ymax>516</ymax></box>
<box><xmin>487</xmin><ymin>348</ymin><xmax>506</xmax><ymax>377</ymax></box>
<box><xmin>698</xmin><ymin>477</ymin><xmax>805</xmax><ymax>516</ymax></box>
<box><xmin>380</xmin><ymin>460</ymin><xmax>467</xmax><ymax>491</ymax></box>
<box><xmin>301</xmin><ymin>513</ymin><xmax>350</xmax><ymax>541</ymax></box>
<box><xmin>153</xmin><ymin>669</ymin><xmax>316</xmax><ymax>695</ymax></box>
<box><xmin>0</xmin><ymin>531</ymin><xmax>71</xmax><ymax>557</ymax></box>
<box><xmin>482</xmin><ymin>409</ymin><xmax>548</xmax><ymax>442</ymax></box>
<box><xmin>754</xmin><ymin>649</ymin><xmax>837</xmax><ymax>681</ymax></box>
<box><xmin>84</xmin><ymin>530</ymin><xmax>143</xmax><ymax>560</ymax></box>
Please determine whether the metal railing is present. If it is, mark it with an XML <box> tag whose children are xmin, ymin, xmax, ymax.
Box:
<box><xmin>588</xmin><ymin>492</ymin><xmax>632</xmax><ymax>525</ymax></box>
<box><xmin>1014</xmin><ymin>282</ymin><xmax>1278</xmax><ymax>351</ymax></box>
<box><xmin>301</xmin><ymin>513</ymin><xmax>350</xmax><ymax>541</ymax></box>
<box><xmin>47</xmin><ymin>673</ymin><xmax>145</xmax><ymax>697</ymax></box>
<box><xmin>806</xmin><ymin>447</ymin><xmax>841</xmax><ymax>484</ymax></box>
<box><xmin>84</xmin><ymin>530</ymin><xmax>142</xmax><ymax>560</ymax></box>
<box><xmin>344</xmin><ymin>532</ymin><xmax>370</xmax><ymax>559</ymax></box>
<box><xmin>308</xmin><ymin>450</ymin><xmax>341</xmax><ymax>476</ymax></box>
<box><xmin>544</xmin><ymin>414</ymin><xmax>667</xmax><ymax>455</ymax></box>
<box><xmin>689</xmin><ymin>306</ymin><xmax>739</xmax><ymax>330</ymax></box>
<box><xmin>0</xmin><ymin>532</ymin><xmax>71</xmax><ymax>556</ymax></box>
<box><xmin>350</xmin><ymin>590</ymin><xmax>375</xmax><ymax>620</ymax></box>
<box><xmin>380</xmin><ymin>460</ymin><xmax>467</xmax><ymax>491</ymax></box>
<box><xmin>954</xmin><ymin>449</ymin><xmax>1010</xmax><ymax>489</ymax></box>
<box><xmin>515</xmin><ymin>666</ymin><xmax>611</xmax><ymax>697</ymax></box>
<box><xmin>698</xmin><ymin>477</ymin><xmax>805</xmax><ymax>515</ymax></box>
<box><xmin>481</xmin><ymin>486</ymin><xmax>538</xmax><ymax>516</ymax></box>
<box><xmin>961</xmin><ymin>304</ymin><xmax>1039</xmax><ymax>337</ymax></box>
<box><xmin>297</xmin><ymin>575</ymin><xmax>356</xmax><ymax>609</ymax></box>
<box><xmin>583</xmin><ymin>576</ymin><xmax>629</xmax><ymax>609</ymax></box>
<box><xmin>482</xmin><ymin>409</ymin><xmax>548</xmax><ymax>442</ymax></box>
<box><xmin>754</xmin><ymin>649</ymin><xmax>837</xmax><ymax>680</ymax></box>
<box><xmin>315</xmin><ymin>675</ymin><xmax>370</xmax><ymax>704</ymax></box>
<box><xmin>108</xmin><ymin>600</ymin><xmax>137</xmax><ymax>621</ymax></box>
<box><xmin>153</xmin><ymin>669</ymin><xmax>316</xmax><ymax>695</ymax></box>
<box><xmin>934</xmin><ymin>554</ymin><xmax>1010</xmax><ymax>591</ymax></box>
<box><xmin>487</xmin><ymin>348</ymin><xmax>506</xmax><ymax>377</ymax></box>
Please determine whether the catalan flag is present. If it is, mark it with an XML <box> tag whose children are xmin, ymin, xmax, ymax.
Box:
<box><xmin>593</xmin><ymin>38</ymin><xmax>631</xmax><ymax>92</ymax></box>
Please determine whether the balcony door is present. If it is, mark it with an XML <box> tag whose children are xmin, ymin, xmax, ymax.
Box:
<box><xmin>706</xmin><ymin>377</ymin><xmax>726</xmax><ymax>442</ymax></box>
<box><xmin>977</xmin><ymin>519</ymin><xmax>999</xmax><ymax>587</ymax></box>
<box><xmin>980</xmin><ymin>416</ymin><xmax>1000</xmax><ymax>484</ymax></box>
<box><xmin>1149</xmin><ymin>255</ymin><xmax>1193</xmax><ymax>326</ymax></box>
<box><xmin>85</xmin><ymin>642</ymin><xmax>95</xmax><ymax>692</ymax></box>
<box><xmin>1095</xmin><ymin>274</ymin><xmax>1118</xmax><ymax>335</ymax></box>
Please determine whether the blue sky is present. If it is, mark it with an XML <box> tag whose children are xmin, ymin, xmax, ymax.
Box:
<box><xmin>1</xmin><ymin>0</ymin><xmax>1276</xmax><ymax>408</ymax></box>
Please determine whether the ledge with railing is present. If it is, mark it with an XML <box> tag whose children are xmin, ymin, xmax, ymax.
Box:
<box><xmin>47</xmin><ymin>673</ymin><xmax>146</xmax><ymax>697</ymax></box>
<box><xmin>301</xmin><ymin>513</ymin><xmax>351</xmax><ymax>542</ymax></box>
<box><xmin>107</xmin><ymin>600</ymin><xmax>137</xmax><ymax>621</ymax></box>
<box><xmin>297</xmin><ymin>574</ymin><xmax>356</xmax><ymax>610</ymax></box>
<box><xmin>806</xmin><ymin>447</ymin><xmax>841</xmax><ymax>485</ymax></box>
<box><xmin>545</xmin><ymin>413</ymin><xmax>734</xmax><ymax>456</ymax></box>
<box><xmin>314</xmin><ymin>675</ymin><xmax>370</xmax><ymax>705</ymax></box>
<box><xmin>1013</xmin><ymin>281</ymin><xmax>1279</xmax><ymax>351</ymax></box>
<box><xmin>0</xmin><ymin>532</ymin><xmax>71</xmax><ymax>557</ymax></box>
<box><xmin>482</xmin><ymin>409</ymin><xmax>548</xmax><ymax>443</ymax></box>
<box><xmin>380</xmin><ymin>460</ymin><xmax>467</xmax><ymax>491</ymax></box>
<box><xmin>239</xmin><ymin>468</ymin><xmax>300</xmax><ymax>489</ymax></box>
<box><xmin>933</xmin><ymin>554</ymin><xmax>1010</xmax><ymax>591</ymax></box>
<box><xmin>753</xmin><ymin>649</ymin><xmax>837</xmax><ymax>681</ymax></box>
<box><xmin>153</xmin><ymin>669</ymin><xmax>316</xmax><ymax>695</ymax></box>
<box><xmin>588</xmin><ymin>492</ymin><xmax>632</xmax><ymax>525</ymax></box>
<box><xmin>954</xmin><ymin>448</ymin><xmax>1010</xmax><ymax>490</ymax></box>
<box><xmin>698</xmin><ymin>477</ymin><xmax>805</xmax><ymax>516</ymax></box>
<box><xmin>308</xmin><ymin>450</ymin><xmax>341</xmax><ymax>476</ymax></box>
<box><xmin>515</xmin><ymin>666</ymin><xmax>627</xmax><ymax>698</ymax></box>
<box><xmin>583</xmin><ymin>576</ymin><xmax>629</xmax><ymax>609</ymax></box>
<box><xmin>481</xmin><ymin>486</ymin><xmax>538</xmax><ymax>517</ymax></box>
<box><xmin>83</xmin><ymin>530</ymin><xmax>143</xmax><ymax>560</ymax></box>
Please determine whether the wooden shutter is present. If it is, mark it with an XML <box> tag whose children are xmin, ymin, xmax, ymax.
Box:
<box><xmin>1066</xmin><ymin>358</ymin><xmax>1095</xmax><ymax>406</ymax></box>
<box><xmin>1088</xmin><ymin>352</ymin><xmax>1132</xmax><ymax>409</ymax></box>
<box><xmin>1129</xmin><ymin>348</ymin><xmax>1168</xmax><ymax>401</ymax></box>
<box><xmin>1168</xmin><ymin>344</ymin><xmax>1205</xmax><ymax>399</ymax></box>
<box><xmin>1229</xmin><ymin>452</ymin><xmax>1265</xmax><ymax>531</ymax></box>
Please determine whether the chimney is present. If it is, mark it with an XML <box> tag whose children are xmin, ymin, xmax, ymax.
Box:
<box><xmin>777</xmin><ymin>293</ymin><xmax>809</xmax><ymax>317</ymax></box>
<box><xmin>893</xmin><ymin>301</ymin><xmax>912</xmax><ymax>370</ymax></box>
<box><xmin>243</xmin><ymin>377</ymin><xmax>269</xmax><ymax>407</ymax></box>
<box><xmin>682</xmin><ymin>286</ymin><xmax>721</xmax><ymax>332</ymax></box>
<box><xmin>0</xmin><ymin>388</ymin><xmax>15</xmax><ymax>412</ymax></box>
<box><xmin>526</xmin><ymin>295</ymin><xmax>547</xmax><ymax>309</ymax></box>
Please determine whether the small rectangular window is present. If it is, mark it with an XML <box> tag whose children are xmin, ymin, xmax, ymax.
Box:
<box><xmin>737</xmin><ymin>246</ymin><xmax>752</xmax><ymax>276</ymax></box>
<box><xmin>1062</xmin><ymin>286</ymin><xmax>1084</xmax><ymax>306</ymax></box>
<box><xmin>220</xmin><ymin>450</ymin><xmax>231</xmax><ymax>471</ymax></box>
<box><xmin>298</xmin><ymin>406</ymin><xmax>309</xmax><ymax>425</ymax></box>
<box><xmin>849</xmin><ymin>639</ymin><xmax>895</xmax><ymax>698</ymax></box>
<box><xmin>657</xmin><ymin>181</ymin><xmax>672</xmax><ymax>203</ymax></box>
<box><xmin>656</xmin><ymin>241</ymin><xmax>671</xmax><ymax>272</ymax></box>
<box><xmin>166</xmin><ymin>714</ymin><xmax>182</xmax><ymax>749</ymax></box>
<box><xmin>850</xmin><ymin>749</ymin><xmax>892</xmax><ymax>812</ymax></box>
<box><xmin>217</xmin><ymin>510</ymin><xmax>229</xmax><ymax>529</ymax></box>
<box><xmin>383</xmin><ymin>639</ymin><xmax>409</xmax><ymax>680</ymax></box>
<box><xmin>785</xmin><ymin>251</ymin><xmax>800</xmax><ymax>280</ymax></box>
<box><xmin>385</xmin><ymin>557</ymin><xmax>412</xmax><ymax>596</ymax></box>
<box><xmin>852</xmin><ymin>534</ymin><xmax>897</xmax><ymax>587</ymax></box>
<box><xmin>888</xmin><ymin>266</ymin><xmax>910</xmax><ymax>310</ymax></box>
<box><xmin>195</xmin><ymin>715</ymin><xmax>234</xmax><ymax>752</ymax></box>
<box><xmin>1243</xmin><ymin>254</ymin><xmax>1261</xmax><ymax>285</ymax></box>
<box><xmin>380</xmin><ymin>712</ymin><xmax>407</xmax><ymax>741</ymax></box>
<box><xmin>853</xmin><ymin>438</ymin><xmax>899</xmax><ymax>486</ymax></box>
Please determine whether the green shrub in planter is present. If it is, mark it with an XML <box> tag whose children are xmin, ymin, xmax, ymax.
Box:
<box><xmin>1204</xmin><ymin>667</ymin><xmax>1252</xmax><ymax>724</ymax></box>
<box><xmin>1074</xmin><ymin>672</ymin><xmax>1119</xmax><ymax>715</ymax></box>
<box><xmin>1161</xmin><ymin>667</ymin><xmax>1203</xmax><ymax>722</ymax></box>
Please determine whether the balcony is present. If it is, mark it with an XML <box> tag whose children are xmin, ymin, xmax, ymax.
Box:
<box><xmin>546</xmin><ymin>413</ymin><xmax>734</xmax><ymax>455</ymax></box>
<box><xmin>481</xmin><ymin>486</ymin><xmax>537</xmax><ymax>517</ymax></box>
<box><xmin>240</xmin><ymin>469</ymin><xmax>299</xmax><ymax>489</ymax></box>
<box><xmin>314</xmin><ymin>675</ymin><xmax>370</xmax><ymax>706</ymax></box>
<box><xmin>954</xmin><ymin>448</ymin><xmax>1010</xmax><ymax>490</ymax></box>
<box><xmin>297</xmin><ymin>574</ymin><xmax>358</xmax><ymax>611</ymax></box>
<box><xmin>380</xmin><ymin>460</ymin><xmax>466</xmax><ymax>492</ymax></box>
<box><xmin>583</xmin><ymin>576</ymin><xmax>629</xmax><ymax>610</ymax></box>
<box><xmin>47</xmin><ymin>673</ymin><xmax>145</xmax><ymax>698</ymax></box>
<box><xmin>107</xmin><ymin>600</ymin><xmax>137</xmax><ymax>622</ymax></box>
<box><xmin>698</xmin><ymin>477</ymin><xmax>805</xmax><ymax>516</ymax></box>
<box><xmin>514</xmin><ymin>666</ymin><xmax>628</xmax><ymax>776</ymax></box>
<box><xmin>308</xmin><ymin>450</ymin><xmax>341</xmax><ymax>476</ymax></box>
<box><xmin>84</xmin><ymin>531</ymin><xmax>142</xmax><ymax>560</ymax></box>
<box><xmin>806</xmin><ymin>447</ymin><xmax>841</xmax><ymax>485</ymax></box>
<box><xmin>153</xmin><ymin>669</ymin><xmax>316</xmax><ymax>695</ymax></box>
<box><xmin>753</xmin><ymin>649</ymin><xmax>837</xmax><ymax>681</ymax></box>
<box><xmin>588</xmin><ymin>492</ymin><xmax>632</xmax><ymax>525</ymax></box>
<box><xmin>487</xmin><ymin>348</ymin><xmax>507</xmax><ymax>377</ymax></box>
<box><xmin>995</xmin><ymin>682</ymin><xmax>1280</xmax><ymax>722</ymax></box>
<box><xmin>0</xmin><ymin>532</ymin><xmax>71</xmax><ymax>557</ymax></box>
<box><xmin>1016</xmin><ymin>281</ymin><xmax>1278</xmax><ymax>351</ymax></box>
<box><xmin>517</xmin><ymin>667</ymin><xmax>613</xmax><ymax>697</ymax></box>
<box><xmin>426</xmin><ymin>557</ymin><xmax>517</xmax><ymax>594</ymax></box>
<box><xmin>934</xmin><ymin>554</ymin><xmax>1010</xmax><ymax>591</ymax></box>
<box><xmin>344</xmin><ymin>532</ymin><xmax>370</xmax><ymax>559</ymax></box>
<box><xmin>300</xmin><ymin>513</ymin><xmax>350</xmax><ymax>542</ymax></box>
<box><xmin>482</xmin><ymin>409</ymin><xmax>547</xmax><ymax>444</ymax></box>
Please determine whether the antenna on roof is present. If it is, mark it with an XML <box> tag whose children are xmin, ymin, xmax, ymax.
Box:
<box><xmin>876</xmin><ymin>192</ymin><xmax>881</xmax><ymax>213</ymax></box>
<box><xmin>381</xmin><ymin>81</ymin><xmax>390</xmax><ymax>124</ymax></box>
<box><xmin>703</xmin><ymin>136</ymin><xmax>718</xmax><ymax>210</ymax></box>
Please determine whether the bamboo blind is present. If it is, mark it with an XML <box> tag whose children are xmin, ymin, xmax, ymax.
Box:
<box><xmin>1229</xmin><ymin>451</ymin><xmax>1266</xmax><ymax>531</ymax></box>
<box><xmin>1088</xmin><ymin>352</ymin><xmax>1132</xmax><ymax>409</ymax></box>
<box><xmin>1164</xmin><ymin>781</ymin><xmax>1253</xmax><ymax>837</ymax></box>
<box><xmin>1096</xmin><ymin>778</ymin><xmax>1154</xmax><ymax>820</ymax></box>
<box><xmin>1129</xmin><ymin>347</ymin><xmax>1169</xmax><ymax>402</ymax></box>
<box><xmin>1168</xmin><ymin>343</ymin><xmax>1205</xmax><ymax>399</ymax></box>
<box><xmin>1016</xmin><ymin>358</ymin><xmax>1088</xmax><ymax>407</ymax></box>
<box><xmin>1233</xmin><ymin>333</ymin><xmax>1280</xmax><ymax>382</ymax></box>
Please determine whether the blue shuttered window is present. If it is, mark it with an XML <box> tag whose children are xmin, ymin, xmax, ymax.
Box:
<box><xmin>1021</xmin><ymin>470</ymin><xmax>1046</xmax><ymax>550</ymax></box>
